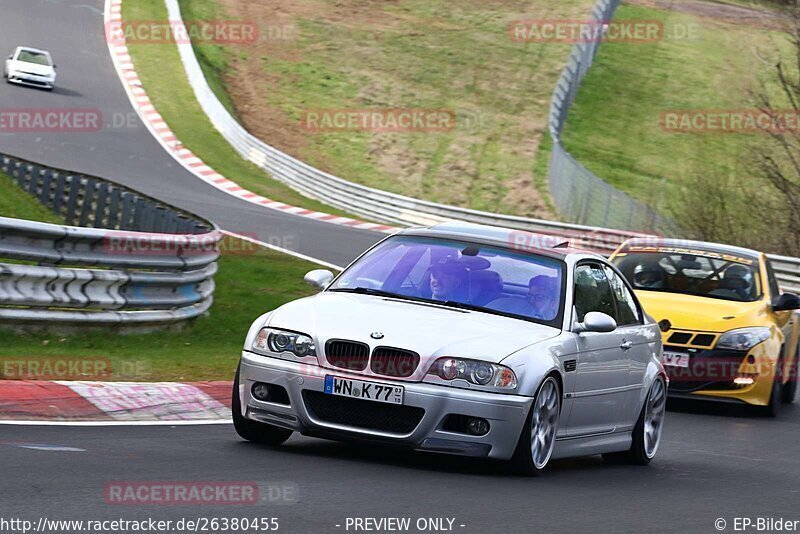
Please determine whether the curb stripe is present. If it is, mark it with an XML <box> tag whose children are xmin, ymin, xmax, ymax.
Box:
<box><xmin>104</xmin><ymin>0</ymin><xmax>398</xmax><ymax>236</ymax></box>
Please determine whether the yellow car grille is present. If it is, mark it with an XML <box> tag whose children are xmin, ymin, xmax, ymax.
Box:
<box><xmin>664</xmin><ymin>330</ymin><xmax>718</xmax><ymax>348</ymax></box>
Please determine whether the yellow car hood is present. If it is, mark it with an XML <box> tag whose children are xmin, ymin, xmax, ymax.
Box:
<box><xmin>636</xmin><ymin>290</ymin><xmax>767</xmax><ymax>333</ymax></box>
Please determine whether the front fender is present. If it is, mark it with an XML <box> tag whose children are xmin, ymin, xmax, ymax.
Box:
<box><xmin>502</xmin><ymin>336</ymin><xmax>572</xmax><ymax>398</ymax></box>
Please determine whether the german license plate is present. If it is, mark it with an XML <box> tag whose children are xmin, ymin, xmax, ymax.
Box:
<box><xmin>324</xmin><ymin>375</ymin><xmax>404</xmax><ymax>405</ymax></box>
<box><xmin>663</xmin><ymin>351</ymin><xmax>690</xmax><ymax>368</ymax></box>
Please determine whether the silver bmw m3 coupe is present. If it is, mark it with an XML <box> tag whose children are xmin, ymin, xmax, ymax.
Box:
<box><xmin>233</xmin><ymin>222</ymin><xmax>667</xmax><ymax>475</ymax></box>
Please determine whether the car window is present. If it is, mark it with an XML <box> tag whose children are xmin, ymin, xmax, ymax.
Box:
<box><xmin>329</xmin><ymin>235</ymin><xmax>566</xmax><ymax>327</ymax></box>
<box><xmin>16</xmin><ymin>50</ymin><xmax>51</xmax><ymax>66</ymax></box>
<box><xmin>603</xmin><ymin>265</ymin><xmax>641</xmax><ymax>325</ymax></box>
<box><xmin>613</xmin><ymin>247</ymin><xmax>761</xmax><ymax>302</ymax></box>
<box><xmin>573</xmin><ymin>264</ymin><xmax>617</xmax><ymax>323</ymax></box>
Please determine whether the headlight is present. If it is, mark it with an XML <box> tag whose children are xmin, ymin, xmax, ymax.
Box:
<box><xmin>252</xmin><ymin>328</ymin><xmax>316</xmax><ymax>358</ymax></box>
<box><xmin>715</xmin><ymin>327</ymin><xmax>770</xmax><ymax>351</ymax></box>
<box><xmin>428</xmin><ymin>357</ymin><xmax>517</xmax><ymax>389</ymax></box>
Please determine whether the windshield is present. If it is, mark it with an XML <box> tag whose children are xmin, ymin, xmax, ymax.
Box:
<box><xmin>612</xmin><ymin>246</ymin><xmax>761</xmax><ymax>302</ymax></box>
<box><xmin>16</xmin><ymin>50</ymin><xmax>52</xmax><ymax>66</ymax></box>
<box><xmin>329</xmin><ymin>235</ymin><xmax>566</xmax><ymax>326</ymax></box>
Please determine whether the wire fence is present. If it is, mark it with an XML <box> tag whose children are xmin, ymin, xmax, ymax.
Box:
<box><xmin>546</xmin><ymin>0</ymin><xmax>676</xmax><ymax>234</ymax></box>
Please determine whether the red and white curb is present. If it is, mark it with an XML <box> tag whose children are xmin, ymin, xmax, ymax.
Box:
<box><xmin>104</xmin><ymin>0</ymin><xmax>397</xmax><ymax>237</ymax></box>
<box><xmin>0</xmin><ymin>380</ymin><xmax>232</xmax><ymax>425</ymax></box>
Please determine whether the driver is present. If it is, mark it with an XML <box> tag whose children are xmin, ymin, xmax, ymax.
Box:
<box><xmin>429</xmin><ymin>263</ymin><xmax>468</xmax><ymax>302</ymax></box>
<box><xmin>721</xmin><ymin>264</ymin><xmax>753</xmax><ymax>299</ymax></box>
<box><xmin>526</xmin><ymin>275</ymin><xmax>559</xmax><ymax>320</ymax></box>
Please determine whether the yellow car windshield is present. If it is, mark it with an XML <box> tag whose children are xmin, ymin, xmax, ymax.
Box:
<box><xmin>613</xmin><ymin>248</ymin><xmax>761</xmax><ymax>302</ymax></box>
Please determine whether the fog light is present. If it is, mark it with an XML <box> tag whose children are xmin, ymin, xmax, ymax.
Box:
<box><xmin>467</xmin><ymin>417</ymin><xmax>490</xmax><ymax>436</ymax></box>
<box><xmin>733</xmin><ymin>375</ymin><xmax>756</xmax><ymax>387</ymax></box>
<box><xmin>252</xmin><ymin>382</ymin><xmax>271</xmax><ymax>401</ymax></box>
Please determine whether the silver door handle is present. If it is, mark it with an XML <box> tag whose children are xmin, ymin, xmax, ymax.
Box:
<box><xmin>620</xmin><ymin>340</ymin><xmax>632</xmax><ymax>350</ymax></box>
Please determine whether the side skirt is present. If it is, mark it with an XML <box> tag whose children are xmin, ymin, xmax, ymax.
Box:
<box><xmin>551</xmin><ymin>431</ymin><xmax>632</xmax><ymax>459</ymax></box>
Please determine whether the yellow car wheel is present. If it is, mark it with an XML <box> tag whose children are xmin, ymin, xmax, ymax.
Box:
<box><xmin>764</xmin><ymin>355</ymin><xmax>784</xmax><ymax>417</ymax></box>
<box><xmin>781</xmin><ymin>348</ymin><xmax>798</xmax><ymax>404</ymax></box>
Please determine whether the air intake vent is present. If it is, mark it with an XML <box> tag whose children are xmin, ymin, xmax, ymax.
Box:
<box><xmin>668</xmin><ymin>332</ymin><xmax>692</xmax><ymax>345</ymax></box>
<box><xmin>692</xmin><ymin>334</ymin><xmax>716</xmax><ymax>347</ymax></box>
<box><xmin>370</xmin><ymin>347</ymin><xmax>420</xmax><ymax>377</ymax></box>
<box><xmin>325</xmin><ymin>340</ymin><xmax>369</xmax><ymax>371</ymax></box>
<box><xmin>564</xmin><ymin>359</ymin><xmax>577</xmax><ymax>372</ymax></box>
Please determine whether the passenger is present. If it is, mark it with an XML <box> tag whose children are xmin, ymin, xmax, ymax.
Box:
<box><xmin>633</xmin><ymin>263</ymin><xmax>666</xmax><ymax>289</ymax></box>
<box><xmin>526</xmin><ymin>275</ymin><xmax>559</xmax><ymax>320</ymax></box>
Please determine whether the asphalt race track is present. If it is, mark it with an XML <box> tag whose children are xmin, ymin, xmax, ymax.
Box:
<box><xmin>1</xmin><ymin>1</ymin><xmax>800</xmax><ymax>533</ymax></box>
<box><xmin>1</xmin><ymin>400</ymin><xmax>799</xmax><ymax>533</ymax></box>
<box><xmin>0</xmin><ymin>0</ymin><xmax>380</xmax><ymax>267</ymax></box>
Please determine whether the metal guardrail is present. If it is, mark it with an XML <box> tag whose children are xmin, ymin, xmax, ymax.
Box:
<box><xmin>0</xmin><ymin>154</ymin><xmax>222</xmax><ymax>326</ymax></box>
<box><xmin>163</xmin><ymin>0</ymin><xmax>800</xmax><ymax>294</ymax></box>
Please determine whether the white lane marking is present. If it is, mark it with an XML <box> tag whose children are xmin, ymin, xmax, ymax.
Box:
<box><xmin>0</xmin><ymin>420</ymin><xmax>231</xmax><ymax>426</ymax></box>
<box><xmin>15</xmin><ymin>444</ymin><xmax>87</xmax><ymax>451</ymax></box>
<box><xmin>222</xmin><ymin>230</ymin><xmax>343</xmax><ymax>271</ymax></box>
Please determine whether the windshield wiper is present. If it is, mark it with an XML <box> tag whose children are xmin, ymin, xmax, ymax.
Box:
<box><xmin>440</xmin><ymin>300</ymin><xmax>487</xmax><ymax>312</ymax></box>
<box><xmin>330</xmin><ymin>287</ymin><xmax>420</xmax><ymax>301</ymax></box>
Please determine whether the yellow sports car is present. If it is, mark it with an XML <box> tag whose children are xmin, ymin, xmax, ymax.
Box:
<box><xmin>611</xmin><ymin>238</ymin><xmax>800</xmax><ymax>415</ymax></box>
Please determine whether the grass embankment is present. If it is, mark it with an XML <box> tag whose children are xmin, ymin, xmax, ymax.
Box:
<box><xmin>132</xmin><ymin>0</ymin><xmax>602</xmax><ymax>218</ymax></box>
<box><xmin>0</xmin><ymin>172</ymin><xmax>65</xmax><ymax>224</ymax></box>
<box><xmin>121</xmin><ymin>0</ymin><xmax>354</xmax><ymax>219</ymax></box>
<box><xmin>0</xmin><ymin>177</ymin><xmax>318</xmax><ymax>381</ymax></box>
<box><xmin>560</xmin><ymin>2</ymin><xmax>788</xmax><ymax>212</ymax></box>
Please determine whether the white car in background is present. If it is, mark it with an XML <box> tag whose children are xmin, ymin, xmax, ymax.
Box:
<box><xmin>4</xmin><ymin>46</ymin><xmax>57</xmax><ymax>90</ymax></box>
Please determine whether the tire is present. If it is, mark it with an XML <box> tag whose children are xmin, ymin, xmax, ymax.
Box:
<box><xmin>232</xmin><ymin>367</ymin><xmax>293</xmax><ymax>445</ymax></box>
<box><xmin>510</xmin><ymin>376</ymin><xmax>561</xmax><ymax>476</ymax></box>
<box><xmin>781</xmin><ymin>348</ymin><xmax>798</xmax><ymax>404</ymax></box>
<box><xmin>604</xmin><ymin>376</ymin><xmax>666</xmax><ymax>466</ymax></box>
<box><xmin>764</xmin><ymin>356</ymin><xmax>784</xmax><ymax>417</ymax></box>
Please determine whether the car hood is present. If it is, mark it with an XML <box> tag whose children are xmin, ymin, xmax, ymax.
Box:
<box><xmin>636</xmin><ymin>290</ymin><xmax>768</xmax><ymax>332</ymax></box>
<box><xmin>10</xmin><ymin>61</ymin><xmax>54</xmax><ymax>75</ymax></box>
<box><xmin>266</xmin><ymin>292</ymin><xmax>560</xmax><ymax>378</ymax></box>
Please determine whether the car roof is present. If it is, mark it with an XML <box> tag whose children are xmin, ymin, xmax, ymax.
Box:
<box><xmin>618</xmin><ymin>237</ymin><xmax>762</xmax><ymax>262</ymax></box>
<box><xmin>397</xmin><ymin>221</ymin><xmax>598</xmax><ymax>260</ymax></box>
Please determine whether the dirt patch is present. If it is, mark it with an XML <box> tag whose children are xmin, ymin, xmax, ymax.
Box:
<box><xmin>624</xmin><ymin>0</ymin><xmax>783</xmax><ymax>30</ymax></box>
<box><xmin>205</xmin><ymin>0</ymin><xmax>579</xmax><ymax>219</ymax></box>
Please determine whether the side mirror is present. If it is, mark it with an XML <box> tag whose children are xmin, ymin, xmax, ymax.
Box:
<box><xmin>772</xmin><ymin>292</ymin><xmax>800</xmax><ymax>312</ymax></box>
<box><xmin>304</xmin><ymin>269</ymin><xmax>334</xmax><ymax>291</ymax></box>
<box><xmin>6</xmin><ymin>55</ymin><xmax>12</xmax><ymax>60</ymax></box>
<box><xmin>575</xmin><ymin>311</ymin><xmax>617</xmax><ymax>333</ymax></box>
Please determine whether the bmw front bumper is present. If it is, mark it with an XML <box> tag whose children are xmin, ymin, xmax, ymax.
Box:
<box><xmin>238</xmin><ymin>351</ymin><xmax>532</xmax><ymax>460</ymax></box>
